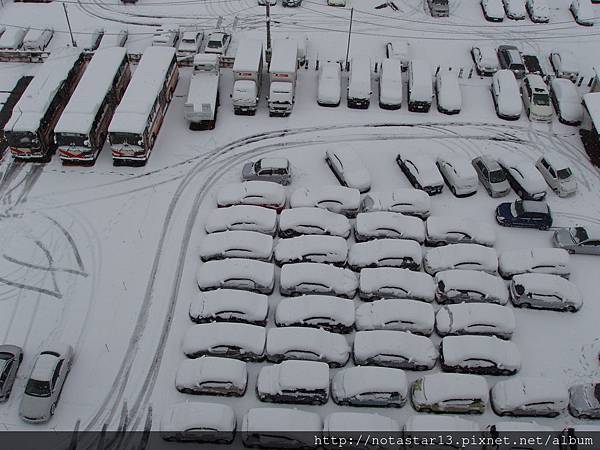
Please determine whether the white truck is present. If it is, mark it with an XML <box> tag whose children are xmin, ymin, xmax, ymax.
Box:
<box><xmin>184</xmin><ymin>53</ymin><xmax>220</xmax><ymax>130</ymax></box>
<box><xmin>267</xmin><ymin>40</ymin><xmax>298</xmax><ymax>117</ymax></box>
<box><xmin>232</xmin><ymin>39</ymin><xmax>264</xmax><ymax>116</ymax></box>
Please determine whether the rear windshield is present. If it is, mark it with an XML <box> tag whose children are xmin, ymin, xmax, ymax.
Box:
<box><xmin>489</xmin><ymin>170</ymin><xmax>506</xmax><ymax>183</ymax></box>
<box><xmin>533</xmin><ymin>93</ymin><xmax>549</xmax><ymax>106</ymax></box>
<box><xmin>556</xmin><ymin>168</ymin><xmax>572</xmax><ymax>179</ymax></box>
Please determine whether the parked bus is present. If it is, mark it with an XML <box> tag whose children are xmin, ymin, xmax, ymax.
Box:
<box><xmin>54</xmin><ymin>48</ymin><xmax>131</xmax><ymax>164</ymax></box>
<box><xmin>3</xmin><ymin>47</ymin><xmax>85</xmax><ymax>161</ymax></box>
<box><xmin>580</xmin><ymin>92</ymin><xmax>600</xmax><ymax>167</ymax></box>
<box><xmin>108</xmin><ymin>46</ymin><xmax>178</xmax><ymax>166</ymax></box>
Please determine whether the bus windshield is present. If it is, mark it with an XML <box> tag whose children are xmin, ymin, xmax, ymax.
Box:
<box><xmin>110</xmin><ymin>132</ymin><xmax>141</xmax><ymax>146</ymax></box>
<box><xmin>6</xmin><ymin>130</ymin><xmax>37</xmax><ymax>147</ymax></box>
<box><xmin>56</xmin><ymin>132</ymin><xmax>87</xmax><ymax>147</ymax></box>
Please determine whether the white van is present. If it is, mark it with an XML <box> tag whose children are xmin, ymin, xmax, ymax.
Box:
<box><xmin>407</xmin><ymin>59</ymin><xmax>433</xmax><ymax>112</ymax></box>
<box><xmin>522</xmin><ymin>74</ymin><xmax>552</xmax><ymax>122</ymax></box>
<box><xmin>347</xmin><ymin>56</ymin><xmax>372</xmax><ymax>108</ymax></box>
<box><xmin>379</xmin><ymin>59</ymin><xmax>403</xmax><ymax>109</ymax></box>
<box><xmin>0</xmin><ymin>27</ymin><xmax>28</xmax><ymax>50</ymax></box>
<box><xmin>22</xmin><ymin>27</ymin><xmax>53</xmax><ymax>51</ymax></box>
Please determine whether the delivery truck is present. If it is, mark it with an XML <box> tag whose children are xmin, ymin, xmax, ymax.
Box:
<box><xmin>232</xmin><ymin>39</ymin><xmax>263</xmax><ymax>115</ymax></box>
<box><xmin>267</xmin><ymin>39</ymin><xmax>298</xmax><ymax>117</ymax></box>
<box><xmin>184</xmin><ymin>53</ymin><xmax>220</xmax><ymax>130</ymax></box>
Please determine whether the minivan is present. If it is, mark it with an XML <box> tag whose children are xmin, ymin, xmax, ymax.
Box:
<box><xmin>497</xmin><ymin>45</ymin><xmax>526</xmax><ymax>79</ymax></box>
<box><xmin>347</xmin><ymin>56</ymin><xmax>372</xmax><ymax>108</ymax></box>
<box><xmin>535</xmin><ymin>154</ymin><xmax>577</xmax><ymax>197</ymax></box>
<box><xmin>407</xmin><ymin>59</ymin><xmax>433</xmax><ymax>112</ymax></box>
<box><xmin>522</xmin><ymin>74</ymin><xmax>552</xmax><ymax>122</ymax></box>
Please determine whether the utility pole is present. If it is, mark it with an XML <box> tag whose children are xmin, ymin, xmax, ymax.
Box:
<box><xmin>344</xmin><ymin>7</ymin><xmax>354</xmax><ymax>71</ymax></box>
<box><xmin>63</xmin><ymin>3</ymin><xmax>77</xmax><ymax>47</ymax></box>
<box><xmin>265</xmin><ymin>2</ymin><xmax>272</xmax><ymax>65</ymax></box>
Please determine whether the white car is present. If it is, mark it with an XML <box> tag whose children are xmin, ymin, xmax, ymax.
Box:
<box><xmin>160</xmin><ymin>402</ymin><xmax>236</xmax><ymax>444</ymax></box>
<box><xmin>257</xmin><ymin>360</ymin><xmax>329</xmax><ymax>404</ymax></box>
<box><xmin>471</xmin><ymin>45</ymin><xmax>499</xmax><ymax>76</ymax></box>
<box><xmin>536</xmin><ymin>154</ymin><xmax>577</xmax><ymax>196</ymax></box>
<box><xmin>491</xmin><ymin>377</ymin><xmax>569</xmax><ymax>417</ymax></box>
<box><xmin>266</xmin><ymin>326</ymin><xmax>350</xmax><ymax>367</ymax></box>
<box><xmin>325</xmin><ymin>149</ymin><xmax>372</xmax><ymax>193</ymax></box>
<box><xmin>359</xmin><ymin>267</ymin><xmax>435</xmax><ymax>302</ymax></box>
<box><xmin>509</xmin><ymin>273</ymin><xmax>583</xmax><ymax>312</ymax></box>
<box><xmin>318</xmin><ymin>61</ymin><xmax>342</xmax><ymax>106</ymax></box>
<box><xmin>332</xmin><ymin>366</ymin><xmax>409</xmax><ymax>407</ymax></box>
<box><xmin>497</xmin><ymin>155</ymin><xmax>547</xmax><ymax>200</ymax></box>
<box><xmin>199</xmin><ymin>230</ymin><xmax>274</xmax><ymax>262</ymax></box>
<box><xmin>274</xmin><ymin>235</ymin><xmax>348</xmax><ymax>266</ymax></box>
<box><xmin>278</xmin><ymin>207</ymin><xmax>351</xmax><ymax>238</ymax></box>
<box><xmin>435</xmin><ymin>269</ymin><xmax>509</xmax><ymax>305</ymax></box>
<box><xmin>521</xmin><ymin>74</ymin><xmax>553</xmax><ymax>122</ymax></box>
<box><xmin>196</xmin><ymin>259</ymin><xmax>275</xmax><ymax>294</ymax></box>
<box><xmin>571</xmin><ymin>0</ymin><xmax>595</xmax><ymax>26</ymax></box>
<box><xmin>411</xmin><ymin>373</ymin><xmax>489</xmax><ymax>414</ymax></box>
<box><xmin>175</xmin><ymin>356</ymin><xmax>248</xmax><ymax>396</ymax></box>
<box><xmin>379</xmin><ymin>59</ymin><xmax>403</xmax><ymax>109</ymax></box>
<box><xmin>549</xmin><ymin>79</ymin><xmax>583</xmax><ymax>126</ymax></box>
<box><xmin>436</xmin><ymin>155</ymin><xmax>478</xmax><ymax>197</ymax></box>
<box><xmin>205</xmin><ymin>205</ymin><xmax>277</xmax><ymax>235</ymax></box>
<box><xmin>279</xmin><ymin>262</ymin><xmax>358</xmax><ymax>298</ymax></box>
<box><xmin>353</xmin><ymin>330</ymin><xmax>438</xmax><ymax>370</ymax></box>
<box><xmin>189</xmin><ymin>289</ymin><xmax>269</xmax><ymax>325</ymax></box>
<box><xmin>354</xmin><ymin>212</ymin><xmax>425</xmax><ymax>243</ymax></box>
<box><xmin>360</xmin><ymin>189</ymin><xmax>431</xmax><ymax>218</ymax></box>
<box><xmin>526</xmin><ymin>0</ymin><xmax>550</xmax><ymax>22</ymax></box>
<box><xmin>397</xmin><ymin>154</ymin><xmax>445</xmax><ymax>195</ymax></box>
<box><xmin>242</xmin><ymin>408</ymin><xmax>321</xmax><ymax>449</ymax></box>
<box><xmin>425</xmin><ymin>216</ymin><xmax>496</xmax><ymax>247</ymax></box>
<box><xmin>440</xmin><ymin>335</ymin><xmax>521</xmax><ymax>375</ymax></box>
<box><xmin>182</xmin><ymin>322</ymin><xmax>266</xmax><ymax>361</ymax></box>
<box><xmin>404</xmin><ymin>415</ymin><xmax>480</xmax><ymax>433</ymax></box>
<box><xmin>550</xmin><ymin>50</ymin><xmax>580</xmax><ymax>82</ymax></box>
<box><xmin>177</xmin><ymin>30</ymin><xmax>203</xmax><ymax>58</ymax></box>
<box><xmin>152</xmin><ymin>27</ymin><xmax>179</xmax><ymax>47</ymax></box>
<box><xmin>498</xmin><ymin>248</ymin><xmax>570</xmax><ymax>279</ymax></box>
<box><xmin>204</xmin><ymin>32</ymin><xmax>231</xmax><ymax>55</ymax></box>
<box><xmin>355</xmin><ymin>299</ymin><xmax>435</xmax><ymax>335</ymax></box>
<box><xmin>436</xmin><ymin>303</ymin><xmax>516</xmax><ymax>339</ymax></box>
<box><xmin>216</xmin><ymin>181</ymin><xmax>286</xmax><ymax>212</ymax></box>
<box><xmin>423</xmin><ymin>243</ymin><xmax>498</xmax><ymax>275</ymax></box>
<box><xmin>435</xmin><ymin>70</ymin><xmax>462</xmax><ymax>114</ymax></box>
<box><xmin>481</xmin><ymin>0</ymin><xmax>506</xmax><ymax>21</ymax></box>
<box><xmin>503</xmin><ymin>0</ymin><xmax>527</xmax><ymax>19</ymax></box>
<box><xmin>290</xmin><ymin>186</ymin><xmax>361</xmax><ymax>217</ymax></box>
<box><xmin>348</xmin><ymin>239</ymin><xmax>422</xmax><ymax>271</ymax></box>
<box><xmin>492</xmin><ymin>70</ymin><xmax>522</xmax><ymax>120</ymax></box>
<box><xmin>275</xmin><ymin>295</ymin><xmax>356</xmax><ymax>334</ymax></box>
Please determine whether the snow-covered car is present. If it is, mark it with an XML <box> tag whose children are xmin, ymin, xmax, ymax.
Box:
<box><xmin>404</xmin><ymin>415</ymin><xmax>480</xmax><ymax>434</ymax></box>
<box><xmin>521</xmin><ymin>74</ymin><xmax>553</xmax><ymax>122</ymax></box>
<box><xmin>471</xmin><ymin>45</ymin><xmax>499</xmax><ymax>76</ymax></box>
<box><xmin>258</xmin><ymin>0</ymin><xmax>277</xmax><ymax>5</ymax></box>
<box><xmin>241</xmin><ymin>157</ymin><xmax>291</xmax><ymax>185</ymax></box>
<box><xmin>279</xmin><ymin>262</ymin><xmax>358</xmax><ymax>298</ymax></box>
<box><xmin>440</xmin><ymin>335</ymin><xmax>521</xmax><ymax>375</ymax></box>
<box><xmin>0</xmin><ymin>26</ymin><xmax>27</xmax><ymax>50</ymax></box>
<box><xmin>82</xmin><ymin>27</ymin><xmax>104</xmax><ymax>52</ymax></box>
<box><xmin>160</xmin><ymin>402</ymin><xmax>236</xmax><ymax>444</ymax></box>
<box><xmin>410</xmin><ymin>373</ymin><xmax>489</xmax><ymax>414</ymax></box>
<box><xmin>196</xmin><ymin>259</ymin><xmax>275</xmax><ymax>294</ymax></box>
<box><xmin>323</xmin><ymin>413</ymin><xmax>400</xmax><ymax>438</ymax></box>
<box><xmin>570</xmin><ymin>0</ymin><xmax>595</xmax><ymax>26</ymax></box>
<box><xmin>526</xmin><ymin>0</ymin><xmax>550</xmax><ymax>22</ymax></box>
<box><xmin>348</xmin><ymin>239</ymin><xmax>422</xmax><ymax>271</ymax></box>
<box><xmin>396</xmin><ymin>154</ymin><xmax>445</xmax><ymax>195</ymax></box>
<box><xmin>497</xmin><ymin>155</ymin><xmax>547</xmax><ymax>200</ymax></box>
<box><xmin>435</xmin><ymin>269</ymin><xmax>509</xmax><ymax>305</ymax></box>
<box><xmin>536</xmin><ymin>153</ymin><xmax>578</xmax><ymax>196</ymax></box>
<box><xmin>152</xmin><ymin>27</ymin><xmax>179</xmax><ymax>47</ymax></box>
<box><xmin>379</xmin><ymin>59</ymin><xmax>403</xmax><ymax>109</ymax></box>
<box><xmin>353</xmin><ymin>330</ymin><xmax>438</xmax><ymax>370</ymax></box>
<box><xmin>491</xmin><ymin>70</ymin><xmax>522</xmax><ymax>120</ymax></box>
<box><xmin>550</xmin><ymin>50</ymin><xmax>580</xmax><ymax>82</ymax></box>
<box><xmin>176</xmin><ymin>30</ymin><xmax>203</xmax><ymax>58</ymax></box>
<box><xmin>435</xmin><ymin>303</ymin><xmax>516</xmax><ymax>339</ymax></box>
<box><xmin>204</xmin><ymin>32</ymin><xmax>231</xmax><ymax>55</ymax></box>
<box><xmin>189</xmin><ymin>289</ymin><xmax>269</xmax><ymax>325</ymax></box>
<box><xmin>332</xmin><ymin>366</ymin><xmax>408</xmax><ymax>407</ymax></box>
<box><xmin>278</xmin><ymin>207</ymin><xmax>351</xmax><ymax>238</ymax></box>
<box><xmin>266</xmin><ymin>326</ymin><xmax>350</xmax><ymax>367</ymax></box>
<box><xmin>355</xmin><ymin>299</ymin><xmax>435</xmax><ymax>335</ymax></box>
<box><xmin>354</xmin><ymin>212</ymin><xmax>425</xmax><ymax>243</ymax></box>
<box><xmin>275</xmin><ymin>295</ymin><xmax>355</xmax><ymax>334</ymax></box>
<box><xmin>509</xmin><ymin>273</ymin><xmax>583</xmax><ymax>312</ymax></box>
<box><xmin>553</xmin><ymin>226</ymin><xmax>600</xmax><ymax>255</ymax></box>
<box><xmin>318</xmin><ymin>61</ymin><xmax>342</xmax><ymax>106</ymax></box>
<box><xmin>435</xmin><ymin>70</ymin><xmax>462</xmax><ymax>114</ymax></box>
<box><xmin>257</xmin><ymin>360</ymin><xmax>329</xmax><ymax>405</ymax></box>
<box><xmin>98</xmin><ymin>28</ymin><xmax>128</xmax><ymax>48</ymax></box>
<box><xmin>503</xmin><ymin>0</ymin><xmax>527</xmax><ymax>19</ymax></box>
<box><xmin>385</xmin><ymin>40</ymin><xmax>411</xmax><ymax>68</ymax></box>
<box><xmin>481</xmin><ymin>0</ymin><xmax>506</xmax><ymax>21</ymax></box>
<box><xmin>359</xmin><ymin>268</ymin><xmax>435</xmax><ymax>302</ymax></box>
<box><xmin>205</xmin><ymin>205</ymin><xmax>278</xmax><ymax>235</ymax></box>
<box><xmin>22</xmin><ymin>27</ymin><xmax>54</xmax><ymax>51</ymax></box>
<box><xmin>182</xmin><ymin>322</ymin><xmax>266</xmax><ymax>361</ymax></box>
<box><xmin>360</xmin><ymin>189</ymin><xmax>431</xmax><ymax>218</ymax></box>
<box><xmin>274</xmin><ymin>235</ymin><xmax>348</xmax><ymax>266</ymax></box>
<box><xmin>217</xmin><ymin>181</ymin><xmax>286</xmax><ymax>212</ymax></box>
<box><xmin>495</xmin><ymin>200</ymin><xmax>553</xmax><ymax>230</ymax></box>
<box><xmin>425</xmin><ymin>216</ymin><xmax>496</xmax><ymax>247</ymax></box>
<box><xmin>472</xmin><ymin>156</ymin><xmax>511</xmax><ymax>197</ymax></box>
<box><xmin>423</xmin><ymin>243</ymin><xmax>498</xmax><ymax>275</ymax></box>
<box><xmin>491</xmin><ymin>377</ymin><xmax>569</xmax><ymax>417</ymax></box>
<box><xmin>550</xmin><ymin>78</ymin><xmax>583</xmax><ymax>125</ymax></box>
<box><xmin>325</xmin><ymin>149</ymin><xmax>372</xmax><ymax>192</ymax></box>
<box><xmin>242</xmin><ymin>407</ymin><xmax>322</xmax><ymax>449</ymax></box>
<box><xmin>498</xmin><ymin>248</ymin><xmax>570</xmax><ymax>279</ymax></box>
<box><xmin>569</xmin><ymin>383</ymin><xmax>600</xmax><ymax>419</ymax></box>
<box><xmin>175</xmin><ymin>356</ymin><xmax>248</xmax><ymax>396</ymax></box>
<box><xmin>436</xmin><ymin>155</ymin><xmax>478</xmax><ymax>197</ymax></box>
<box><xmin>290</xmin><ymin>186</ymin><xmax>361</xmax><ymax>217</ymax></box>
<box><xmin>199</xmin><ymin>230</ymin><xmax>274</xmax><ymax>262</ymax></box>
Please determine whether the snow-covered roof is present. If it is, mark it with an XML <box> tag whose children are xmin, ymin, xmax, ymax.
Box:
<box><xmin>511</xmin><ymin>273</ymin><xmax>582</xmax><ymax>307</ymax></box>
<box><xmin>274</xmin><ymin>235</ymin><xmax>348</xmax><ymax>265</ymax></box>
<box><xmin>279</xmin><ymin>207</ymin><xmax>350</xmax><ymax>238</ymax></box>
<box><xmin>435</xmin><ymin>303</ymin><xmax>516</xmax><ymax>337</ymax></box>
<box><xmin>520</xmin><ymin>200</ymin><xmax>550</xmax><ymax>214</ymax></box>
<box><xmin>196</xmin><ymin>258</ymin><xmax>275</xmax><ymax>292</ymax></box>
<box><xmin>437</xmin><ymin>71</ymin><xmax>462</xmax><ymax>110</ymax></box>
<box><xmin>497</xmin><ymin>155</ymin><xmax>547</xmax><ymax>195</ymax></box>
<box><xmin>161</xmin><ymin>402</ymin><xmax>236</xmax><ymax>433</ymax></box>
<box><xmin>441</xmin><ymin>335</ymin><xmax>521</xmax><ymax>369</ymax></box>
<box><xmin>257</xmin><ymin>360</ymin><xmax>329</xmax><ymax>394</ymax></box>
<box><xmin>424</xmin><ymin>243</ymin><xmax>498</xmax><ymax>275</ymax></box>
<box><xmin>182</xmin><ymin>322</ymin><xmax>266</xmax><ymax>357</ymax></box>
<box><xmin>98</xmin><ymin>29</ymin><xmax>127</xmax><ymax>48</ymax></box>
<box><xmin>266</xmin><ymin>326</ymin><xmax>350</xmax><ymax>365</ymax></box>
<box><xmin>269</xmin><ymin>39</ymin><xmax>298</xmax><ymax>74</ymax></box>
<box><xmin>243</xmin><ymin>407</ymin><xmax>322</xmax><ymax>432</ymax></box>
<box><xmin>583</xmin><ymin>92</ymin><xmax>600</xmax><ymax>131</ymax></box>
<box><xmin>435</xmin><ymin>269</ymin><xmax>509</xmax><ymax>304</ymax></box>
<box><xmin>324</xmin><ymin>412</ymin><xmax>400</xmax><ymax>432</ymax></box>
<box><xmin>217</xmin><ymin>181</ymin><xmax>286</xmax><ymax>209</ymax></box>
<box><xmin>326</xmin><ymin>149</ymin><xmax>371</xmax><ymax>191</ymax></box>
<box><xmin>259</xmin><ymin>157</ymin><xmax>288</xmax><ymax>170</ymax></box>
<box><xmin>175</xmin><ymin>356</ymin><xmax>247</xmax><ymax>390</ymax></box>
<box><xmin>205</xmin><ymin>205</ymin><xmax>277</xmax><ymax>235</ymax></box>
<box><xmin>408</xmin><ymin>59</ymin><xmax>433</xmax><ymax>100</ymax></box>
<box><xmin>492</xmin><ymin>377</ymin><xmax>568</xmax><ymax>409</ymax></box>
<box><xmin>426</xmin><ymin>216</ymin><xmax>496</xmax><ymax>247</ymax></box>
<box><xmin>233</xmin><ymin>39</ymin><xmax>263</xmax><ymax>73</ymax></box>
<box><xmin>494</xmin><ymin>70</ymin><xmax>521</xmax><ymax>115</ymax></box>
<box><xmin>31</xmin><ymin>353</ymin><xmax>59</xmax><ymax>382</ymax></box>
<box><xmin>290</xmin><ymin>186</ymin><xmax>361</xmax><ymax>216</ymax></box>
<box><xmin>436</xmin><ymin>155</ymin><xmax>477</xmax><ymax>182</ymax></box>
<box><xmin>554</xmin><ymin>49</ymin><xmax>579</xmax><ymax>73</ymax></box>
<box><xmin>539</xmin><ymin>152</ymin><xmax>573</xmax><ymax>172</ymax></box>
<box><xmin>498</xmin><ymin>248</ymin><xmax>570</xmax><ymax>278</ymax></box>
<box><xmin>348</xmin><ymin>239</ymin><xmax>422</xmax><ymax>270</ymax></box>
<box><xmin>199</xmin><ymin>230</ymin><xmax>274</xmax><ymax>262</ymax></box>
<box><xmin>189</xmin><ymin>289</ymin><xmax>269</xmax><ymax>323</ymax></box>
<box><xmin>355</xmin><ymin>299</ymin><xmax>435</xmax><ymax>334</ymax></box>
<box><xmin>193</xmin><ymin>52</ymin><xmax>218</xmax><ymax>66</ymax></box>
<box><xmin>400</xmin><ymin>155</ymin><xmax>444</xmax><ymax>187</ymax></box>
<box><xmin>361</xmin><ymin>189</ymin><xmax>431</xmax><ymax>217</ymax></box>
<box><xmin>279</xmin><ymin>262</ymin><xmax>358</xmax><ymax>298</ymax></box>
<box><xmin>109</xmin><ymin>46</ymin><xmax>176</xmax><ymax>134</ymax></box>
<box><xmin>355</xmin><ymin>212</ymin><xmax>425</xmax><ymax>243</ymax></box>
<box><xmin>348</xmin><ymin>56</ymin><xmax>372</xmax><ymax>98</ymax></box>
<box><xmin>404</xmin><ymin>414</ymin><xmax>480</xmax><ymax>432</ymax></box>
<box><xmin>420</xmin><ymin>373</ymin><xmax>489</xmax><ymax>404</ymax></box>
<box><xmin>275</xmin><ymin>295</ymin><xmax>355</xmax><ymax>328</ymax></box>
<box><xmin>0</xmin><ymin>27</ymin><xmax>27</xmax><ymax>49</ymax></box>
<box><xmin>332</xmin><ymin>366</ymin><xmax>408</xmax><ymax>399</ymax></box>
<box><xmin>353</xmin><ymin>330</ymin><xmax>438</xmax><ymax>368</ymax></box>
<box><xmin>359</xmin><ymin>267</ymin><xmax>435</xmax><ymax>302</ymax></box>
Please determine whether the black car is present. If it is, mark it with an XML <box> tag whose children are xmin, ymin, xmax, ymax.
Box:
<box><xmin>495</xmin><ymin>200</ymin><xmax>552</xmax><ymax>230</ymax></box>
<box><xmin>497</xmin><ymin>45</ymin><xmax>526</xmax><ymax>79</ymax></box>
<box><xmin>522</xmin><ymin>54</ymin><xmax>546</xmax><ymax>78</ymax></box>
<box><xmin>0</xmin><ymin>345</ymin><xmax>23</xmax><ymax>402</ymax></box>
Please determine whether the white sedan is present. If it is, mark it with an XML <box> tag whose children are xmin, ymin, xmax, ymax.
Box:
<box><xmin>503</xmin><ymin>0</ymin><xmax>527</xmax><ymax>19</ymax></box>
<box><xmin>435</xmin><ymin>71</ymin><xmax>462</xmax><ymax>114</ymax></box>
<box><xmin>471</xmin><ymin>45</ymin><xmax>499</xmax><ymax>76</ymax></box>
<box><xmin>325</xmin><ymin>149</ymin><xmax>371</xmax><ymax>193</ymax></box>
<box><xmin>318</xmin><ymin>61</ymin><xmax>342</xmax><ymax>106</ymax></box>
<box><xmin>396</xmin><ymin>154</ymin><xmax>445</xmax><ymax>195</ymax></box>
<box><xmin>481</xmin><ymin>0</ymin><xmax>505</xmax><ymax>21</ymax></box>
<box><xmin>550</xmin><ymin>78</ymin><xmax>583</xmax><ymax>125</ymax></box>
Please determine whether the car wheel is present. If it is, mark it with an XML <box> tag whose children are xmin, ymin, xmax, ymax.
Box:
<box><xmin>50</xmin><ymin>403</ymin><xmax>56</xmax><ymax>416</ymax></box>
<box><xmin>450</xmin><ymin>185</ymin><xmax>457</xmax><ymax>196</ymax></box>
<box><xmin>520</xmin><ymin>302</ymin><xmax>531</xmax><ymax>309</ymax></box>
<box><xmin>567</xmin><ymin>305</ymin><xmax>577</xmax><ymax>313</ymax></box>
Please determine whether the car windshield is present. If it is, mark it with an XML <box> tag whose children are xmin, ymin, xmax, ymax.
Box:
<box><xmin>533</xmin><ymin>93</ymin><xmax>549</xmax><ymax>106</ymax></box>
<box><xmin>515</xmin><ymin>201</ymin><xmax>525</xmax><ymax>216</ymax></box>
<box><xmin>25</xmin><ymin>378</ymin><xmax>51</xmax><ymax>397</ymax></box>
<box><xmin>556</xmin><ymin>168</ymin><xmax>572</xmax><ymax>179</ymax></box>
<box><xmin>572</xmin><ymin>227</ymin><xmax>589</xmax><ymax>243</ymax></box>
<box><xmin>489</xmin><ymin>169</ymin><xmax>506</xmax><ymax>183</ymax></box>
<box><xmin>254</xmin><ymin>160</ymin><xmax>262</xmax><ymax>172</ymax></box>
<box><xmin>207</xmin><ymin>39</ymin><xmax>221</xmax><ymax>48</ymax></box>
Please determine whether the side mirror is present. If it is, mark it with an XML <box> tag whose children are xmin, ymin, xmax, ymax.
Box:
<box><xmin>229</xmin><ymin>93</ymin><xmax>232</xmax><ymax>98</ymax></box>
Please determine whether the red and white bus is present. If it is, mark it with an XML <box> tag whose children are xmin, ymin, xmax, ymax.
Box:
<box><xmin>108</xmin><ymin>46</ymin><xmax>178</xmax><ymax>166</ymax></box>
<box><xmin>54</xmin><ymin>47</ymin><xmax>131</xmax><ymax>164</ymax></box>
<box><xmin>3</xmin><ymin>48</ymin><xmax>86</xmax><ymax>161</ymax></box>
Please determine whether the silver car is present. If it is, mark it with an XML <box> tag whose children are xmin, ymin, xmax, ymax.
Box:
<box><xmin>20</xmin><ymin>343</ymin><xmax>74</xmax><ymax>423</ymax></box>
<box><xmin>569</xmin><ymin>383</ymin><xmax>600</xmax><ymax>419</ymax></box>
<box><xmin>554</xmin><ymin>227</ymin><xmax>600</xmax><ymax>255</ymax></box>
<box><xmin>0</xmin><ymin>345</ymin><xmax>23</xmax><ymax>402</ymax></box>
<box><xmin>242</xmin><ymin>157</ymin><xmax>291</xmax><ymax>185</ymax></box>
<box><xmin>472</xmin><ymin>156</ymin><xmax>511</xmax><ymax>197</ymax></box>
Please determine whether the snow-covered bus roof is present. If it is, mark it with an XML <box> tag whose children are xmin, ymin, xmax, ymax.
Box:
<box><xmin>108</xmin><ymin>46</ymin><xmax>175</xmax><ymax>135</ymax></box>
<box><xmin>233</xmin><ymin>39</ymin><xmax>263</xmax><ymax>73</ymax></box>
<box><xmin>4</xmin><ymin>47</ymin><xmax>83</xmax><ymax>133</ymax></box>
<box><xmin>55</xmin><ymin>48</ymin><xmax>128</xmax><ymax>136</ymax></box>
<box><xmin>583</xmin><ymin>92</ymin><xmax>600</xmax><ymax>132</ymax></box>
<box><xmin>269</xmin><ymin>39</ymin><xmax>297</xmax><ymax>74</ymax></box>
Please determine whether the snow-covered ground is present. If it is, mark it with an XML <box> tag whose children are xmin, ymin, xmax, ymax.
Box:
<box><xmin>0</xmin><ymin>0</ymin><xmax>600</xmax><ymax>438</ymax></box>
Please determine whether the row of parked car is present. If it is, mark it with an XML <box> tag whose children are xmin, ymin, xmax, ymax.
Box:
<box><xmin>481</xmin><ymin>0</ymin><xmax>595</xmax><ymax>26</ymax></box>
